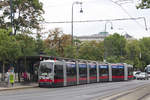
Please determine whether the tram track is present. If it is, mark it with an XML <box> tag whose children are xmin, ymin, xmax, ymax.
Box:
<box><xmin>1</xmin><ymin>80</ymin><xmax>150</xmax><ymax>100</ymax></box>
<box><xmin>100</xmin><ymin>84</ymin><xmax>150</xmax><ymax>100</ymax></box>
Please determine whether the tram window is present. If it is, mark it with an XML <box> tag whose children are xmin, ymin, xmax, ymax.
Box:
<box><xmin>128</xmin><ymin>67</ymin><xmax>133</xmax><ymax>76</ymax></box>
<box><xmin>99</xmin><ymin>65</ymin><xmax>108</xmax><ymax>76</ymax></box>
<box><xmin>147</xmin><ymin>67</ymin><xmax>150</xmax><ymax>73</ymax></box>
<box><xmin>112</xmin><ymin>65</ymin><xmax>124</xmax><ymax>76</ymax></box>
<box><xmin>54</xmin><ymin>64</ymin><xmax>63</xmax><ymax>79</ymax></box>
<box><xmin>79</xmin><ymin>64</ymin><xmax>87</xmax><ymax>77</ymax></box>
<box><xmin>66</xmin><ymin>63</ymin><xmax>76</xmax><ymax>77</ymax></box>
<box><xmin>89</xmin><ymin>64</ymin><xmax>97</xmax><ymax>76</ymax></box>
<box><xmin>39</xmin><ymin>62</ymin><xmax>53</xmax><ymax>74</ymax></box>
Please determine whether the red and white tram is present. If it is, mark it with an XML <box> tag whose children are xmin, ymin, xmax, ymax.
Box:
<box><xmin>38</xmin><ymin>60</ymin><xmax>133</xmax><ymax>87</ymax></box>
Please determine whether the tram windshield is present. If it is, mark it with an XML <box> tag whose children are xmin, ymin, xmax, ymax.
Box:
<box><xmin>146</xmin><ymin>67</ymin><xmax>150</xmax><ymax>73</ymax></box>
<box><xmin>39</xmin><ymin>62</ymin><xmax>53</xmax><ymax>75</ymax></box>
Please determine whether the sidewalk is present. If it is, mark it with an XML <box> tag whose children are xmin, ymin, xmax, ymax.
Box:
<box><xmin>0</xmin><ymin>82</ymin><xmax>38</xmax><ymax>91</ymax></box>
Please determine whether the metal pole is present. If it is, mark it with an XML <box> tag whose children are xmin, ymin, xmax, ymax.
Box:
<box><xmin>71</xmin><ymin>3</ymin><xmax>74</xmax><ymax>46</ymax></box>
<box><xmin>104</xmin><ymin>21</ymin><xmax>113</xmax><ymax>62</ymax></box>
<box><xmin>71</xmin><ymin>1</ymin><xmax>83</xmax><ymax>46</ymax></box>
<box><xmin>9</xmin><ymin>0</ymin><xmax>13</xmax><ymax>35</ymax></box>
<box><xmin>143</xmin><ymin>17</ymin><xmax>148</xmax><ymax>31</ymax></box>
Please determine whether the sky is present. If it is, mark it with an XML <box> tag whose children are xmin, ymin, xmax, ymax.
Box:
<box><xmin>39</xmin><ymin>0</ymin><xmax>150</xmax><ymax>39</ymax></box>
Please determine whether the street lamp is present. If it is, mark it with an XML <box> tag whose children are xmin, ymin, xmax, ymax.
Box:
<box><xmin>71</xmin><ymin>1</ymin><xmax>83</xmax><ymax>46</ymax></box>
<box><xmin>104</xmin><ymin>21</ymin><xmax>113</xmax><ymax>62</ymax></box>
<box><xmin>104</xmin><ymin>21</ymin><xmax>113</xmax><ymax>33</ymax></box>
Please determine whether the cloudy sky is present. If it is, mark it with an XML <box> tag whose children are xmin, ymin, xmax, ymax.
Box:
<box><xmin>39</xmin><ymin>0</ymin><xmax>150</xmax><ymax>39</ymax></box>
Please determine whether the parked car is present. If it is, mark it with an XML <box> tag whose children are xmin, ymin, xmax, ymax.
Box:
<box><xmin>136</xmin><ymin>72</ymin><xmax>149</xmax><ymax>80</ymax></box>
<box><xmin>133</xmin><ymin>71</ymin><xmax>141</xmax><ymax>79</ymax></box>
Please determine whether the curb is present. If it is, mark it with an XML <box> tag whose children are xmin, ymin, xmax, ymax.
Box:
<box><xmin>0</xmin><ymin>86</ymin><xmax>38</xmax><ymax>91</ymax></box>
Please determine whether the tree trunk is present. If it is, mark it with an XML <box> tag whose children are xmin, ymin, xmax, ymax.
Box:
<box><xmin>2</xmin><ymin>62</ymin><xmax>5</xmax><ymax>81</ymax></box>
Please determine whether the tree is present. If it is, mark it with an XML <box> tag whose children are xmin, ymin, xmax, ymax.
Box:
<box><xmin>78</xmin><ymin>41</ymin><xmax>103</xmax><ymax>61</ymax></box>
<box><xmin>0</xmin><ymin>29</ymin><xmax>21</xmax><ymax>80</ymax></box>
<box><xmin>137</xmin><ymin>0</ymin><xmax>150</xmax><ymax>9</ymax></box>
<box><xmin>139</xmin><ymin>37</ymin><xmax>150</xmax><ymax>67</ymax></box>
<box><xmin>44</xmin><ymin>28</ymin><xmax>63</xmax><ymax>56</ymax></box>
<box><xmin>35</xmin><ymin>33</ymin><xmax>44</xmax><ymax>54</ymax></box>
<box><xmin>104</xmin><ymin>33</ymin><xmax>126</xmax><ymax>62</ymax></box>
<box><xmin>44</xmin><ymin>28</ymin><xmax>72</xmax><ymax>57</ymax></box>
<box><xmin>125</xmin><ymin>40</ymin><xmax>142</xmax><ymax>69</ymax></box>
<box><xmin>0</xmin><ymin>0</ymin><xmax>44</xmax><ymax>34</ymax></box>
<box><xmin>15</xmin><ymin>34</ymin><xmax>37</xmax><ymax>72</ymax></box>
<box><xmin>64</xmin><ymin>45</ymin><xmax>76</xmax><ymax>58</ymax></box>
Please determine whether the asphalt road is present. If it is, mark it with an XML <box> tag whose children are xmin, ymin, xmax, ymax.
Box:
<box><xmin>0</xmin><ymin>80</ymin><xmax>150</xmax><ymax>100</ymax></box>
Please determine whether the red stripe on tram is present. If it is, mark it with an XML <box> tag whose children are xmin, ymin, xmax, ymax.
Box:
<box><xmin>54</xmin><ymin>79</ymin><xmax>64</xmax><ymax>83</ymax></box>
<box><xmin>79</xmin><ymin>77</ymin><xmax>87</xmax><ymax>81</ymax></box>
<box><xmin>39</xmin><ymin>79</ymin><xmax>52</xmax><ymax>82</ymax></box>
<box><xmin>90</xmin><ymin>76</ymin><xmax>97</xmax><ymax>80</ymax></box>
<box><xmin>112</xmin><ymin>76</ymin><xmax>124</xmax><ymax>78</ymax></box>
<box><xmin>99</xmin><ymin>76</ymin><xmax>109</xmax><ymax>79</ymax></box>
<box><xmin>128</xmin><ymin>75</ymin><xmax>134</xmax><ymax>78</ymax></box>
<box><xmin>67</xmin><ymin>77</ymin><xmax>77</xmax><ymax>82</ymax></box>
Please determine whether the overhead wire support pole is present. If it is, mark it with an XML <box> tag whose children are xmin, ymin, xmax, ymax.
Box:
<box><xmin>143</xmin><ymin>17</ymin><xmax>148</xmax><ymax>31</ymax></box>
<box><xmin>9</xmin><ymin>0</ymin><xmax>13</xmax><ymax>35</ymax></box>
<box><xmin>71</xmin><ymin>1</ymin><xmax>83</xmax><ymax>46</ymax></box>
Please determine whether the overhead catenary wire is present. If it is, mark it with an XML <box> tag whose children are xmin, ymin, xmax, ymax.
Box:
<box><xmin>42</xmin><ymin>17</ymin><xmax>148</xmax><ymax>31</ymax></box>
<box><xmin>110</xmin><ymin>0</ymin><xmax>148</xmax><ymax>31</ymax></box>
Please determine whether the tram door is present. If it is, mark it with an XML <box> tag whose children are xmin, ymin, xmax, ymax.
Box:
<box><xmin>66</xmin><ymin>63</ymin><xmax>77</xmax><ymax>86</ymax></box>
<box><xmin>54</xmin><ymin>63</ymin><xmax>64</xmax><ymax>86</ymax></box>
<box><xmin>79</xmin><ymin>63</ymin><xmax>87</xmax><ymax>84</ymax></box>
<box><xmin>128</xmin><ymin>66</ymin><xmax>133</xmax><ymax>80</ymax></box>
<box><xmin>99</xmin><ymin>64</ymin><xmax>109</xmax><ymax>82</ymax></box>
<box><xmin>89</xmin><ymin>64</ymin><xmax>97</xmax><ymax>83</ymax></box>
<box><xmin>111</xmin><ymin>64</ymin><xmax>124</xmax><ymax>81</ymax></box>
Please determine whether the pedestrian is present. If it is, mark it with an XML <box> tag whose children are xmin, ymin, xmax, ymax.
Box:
<box><xmin>9</xmin><ymin>72</ymin><xmax>15</xmax><ymax>86</ymax></box>
<box><xmin>5</xmin><ymin>69</ymin><xmax>10</xmax><ymax>86</ymax></box>
<box><xmin>9</xmin><ymin>66</ymin><xmax>15</xmax><ymax>87</ymax></box>
<box><xmin>22</xmin><ymin>72</ymin><xmax>28</xmax><ymax>82</ymax></box>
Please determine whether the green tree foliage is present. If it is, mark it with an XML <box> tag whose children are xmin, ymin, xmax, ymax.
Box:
<box><xmin>125</xmin><ymin>40</ymin><xmax>142</xmax><ymax>69</ymax></box>
<box><xmin>64</xmin><ymin>45</ymin><xmax>76</xmax><ymax>58</ymax></box>
<box><xmin>15</xmin><ymin>34</ymin><xmax>37</xmax><ymax>56</ymax></box>
<box><xmin>104</xmin><ymin>33</ymin><xmax>126</xmax><ymax>62</ymax></box>
<box><xmin>0</xmin><ymin>29</ymin><xmax>21</xmax><ymax>80</ymax></box>
<box><xmin>0</xmin><ymin>0</ymin><xmax>44</xmax><ymax>34</ymax></box>
<box><xmin>139</xmin><ymin>37</ymin><xmax>150</xmax><ymax>66</ymax></box>
<box><xmin>35</xmin><ymin>33</ymin><xmax>44</xmax><ymax>54</ymax></box>
<box><xmin>78</xmin><ymin>41</ymin><xmax>103</xmax><ymax>61</ymax></box>
<box><xmin>137</xmin><ymin>0</ymin><xmax>150</xmax><ymax>9</ymax></box>
<box><xmin>0</xmin><ymin>29</ymin><xmax>21</xmax><ymax>62</ymax></box>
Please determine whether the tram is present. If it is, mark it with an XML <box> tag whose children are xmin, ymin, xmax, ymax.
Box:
<box><xmin>145</xmin><ymin>65</ymin><xmax>150</xmax><ymax>78</ymax></box>
<box><xmin>38</xmin><ymin>59</ymin><xmax>133</xmax><ymax>87</ymax></box>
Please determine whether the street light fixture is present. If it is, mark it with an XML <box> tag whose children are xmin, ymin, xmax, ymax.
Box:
<box><xmin>71</xmin><ymin>1</ymin><xmax>83</xmax><ymax>46</ymax></box>
<box><xmin>104</xmin><ymin>21</ymin><xmax>113</xmax><ymax>62</ymax></box>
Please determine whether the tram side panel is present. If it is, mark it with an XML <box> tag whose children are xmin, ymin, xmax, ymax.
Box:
<box><xmin>111</xmin><ymin>64</ymin><xmax>124</xmax><ymax>81</ymax></box>
<box><xmin>79</xmin><ymin>63</ymin><xmax>87</xmax><ymax>84</ymax></box>
<box><xmin>66</xmin><ymin>62</ymin><xmax>77</xmax><ymax>86</ymax></box>
<box><xmin>54</xmin><ymin>64</ymin><xmax>64</xmax><ymax>87</ymax></box>
<box><xmin>89</xmin><ymin>64</ymin><xmax>97</xmax><ymax>83</ymax></box>
<box><xmin>99</xmin><ymin>64</ymin><xmax>109</xmax><ymax>82</ymax></box>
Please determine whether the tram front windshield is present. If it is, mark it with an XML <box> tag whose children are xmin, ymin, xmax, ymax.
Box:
<box><xmin>147</xmin><ymin>67</ymin><xmax>150</xmax><ymax>73</ymax></box>
<box><xmin>39</xmin><ymin>62</ymin><xmax>53</xmax><ymax>75</ymax></box>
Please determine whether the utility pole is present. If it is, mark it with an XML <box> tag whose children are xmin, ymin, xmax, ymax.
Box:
<box><xmin>9</xmin><ymin>0</ymin><xmax>14</xmax><ymax>35</ymax></box>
